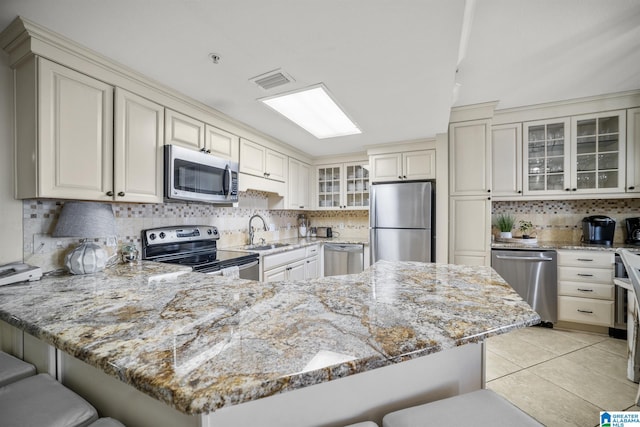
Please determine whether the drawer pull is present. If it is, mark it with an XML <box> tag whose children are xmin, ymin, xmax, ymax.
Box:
<box><xmin>577</xmin><ymin>288</ymin><xmax>594</xmax><ymax>292</ymax></box>
<box><xmin>577</xmin><ymin>258</ymin><xmax>594</xmax><ymax>262</ymax></box>
<box><xmin>577</xmin><ymin>309</ymin><xmax>594</xmax><ymax>314</ymax></box>
<box><xmin>577</xmin><ymin>273</ymin><xmax>594</xmax><ymax>277</ymax></box>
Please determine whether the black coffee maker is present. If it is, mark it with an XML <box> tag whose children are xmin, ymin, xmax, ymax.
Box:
<box><xmin>582</xmin><ymin>215</ymin><xmax>615</xmax><ymax>245</ymax></box>
<box><xmin>626</xmin><ymin>217</ymin><xmax>640</xmax><ymax>245</ymax></box>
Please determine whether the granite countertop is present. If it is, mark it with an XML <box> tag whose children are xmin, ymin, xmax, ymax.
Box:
<box><xmin>0</xmin><ymin>260</ymin><xmax>539</xmax><ymax>415</ymax></box>
<box><xmin>492</xmin><ymin>240</ymin><xmax>640</xmax><ymax>252</ymax></box>
<box><xmin>225</xmin><ymin>235</ymin><xmax>368</xmax><ymax>256</ymax></box>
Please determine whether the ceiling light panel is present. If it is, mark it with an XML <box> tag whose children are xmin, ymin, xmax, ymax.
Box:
<box><xmin>260</xmin><ymin>85</ymin><xmax>361</xmax><ymax>139</ymax></box>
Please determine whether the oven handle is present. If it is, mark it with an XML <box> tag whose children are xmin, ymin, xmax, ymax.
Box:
<box><xmin>205</xmin><ymin>260</ymin><xmax>259</xmax><ymax>276</ymax></box>
<box><xmin>223</xmin><ymin>165</ymin><xmax>232</xmax><ymax>198</ymax></box>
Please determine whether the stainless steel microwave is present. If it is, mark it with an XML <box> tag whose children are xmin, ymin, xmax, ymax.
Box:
<box><xmin>164</xmin><ymin>145</ymin><xmax>239</xmax><ymax>204</ymax></box>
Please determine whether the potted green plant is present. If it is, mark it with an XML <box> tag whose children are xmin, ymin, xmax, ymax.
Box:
<box><xmin>518</xmin><ymin>220</ymin><xmax>534</xmax><ymax>239</ymax></box>
<box><xmin>494</xmin><ymin>213</ymin><xmax>516</xmax><ymax>239</ymax></box>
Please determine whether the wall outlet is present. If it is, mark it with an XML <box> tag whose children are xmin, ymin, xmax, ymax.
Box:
<box><xmin>339</xmin><ymin>223</ymin><xmax>344</xmax><ymax>229</ymax></box>
<box><xmin>33</xmin><ymin>234</ymin><xmax>69</xmax><ymax>254</ymax></box>
<box><xmin>106</xmin><ymin>237</ymin><xmax>117</xmax><ymax>247</ymax></box>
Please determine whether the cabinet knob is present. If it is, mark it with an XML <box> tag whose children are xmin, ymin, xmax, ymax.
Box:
<box><xmin>118</xmin><ymin>192</ymin><xmax>125</xmax><ymax>197</ymax></box>
<box><xmin>403</xmin><ymin>175</ymin><xmax>407</xmax><ymax>179</ymax></box>
<box><xmin>630</xmin><ymin>186</ymin><xmax>636</xmax><ymax>190</ymax></box>
<box><xmin>487</xmin><ymin>197</ymin><xmax>491</xmax><ymax>200</ymax></box>
<box><xmin>565</xmin><ymin>188</ymin><xmax>571</xmax><ymax>191</ymax></box>
<box><xmin>487</xmin><ymin>189</ymin><xmax>491</xmax><ymax>193</ymax></box>
<box><xmin>572</xmin><ymin>188</ymin><xmax>577</xmax><ymax>191</ymax></box>
<box><xmin>200</xmin><ymin>148</ymin><xmax>206</xmax><ymax>153</ymax></box>
<box><xmin>517</xmin><ymin>190</ymin><xmax>522</xmax><ymax>194</ymax></box>
<box><xmin>106</xmin><ymin>191</ymin><xmax>113</xmax><ymax>196</ymax></box>
<box><xmin>398</xmin><ymin>176</ymin><xmax>402</xmax><ymax>179</ymax></box>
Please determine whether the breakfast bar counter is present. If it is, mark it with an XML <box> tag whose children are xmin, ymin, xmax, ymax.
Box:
<box><xmin>0</xmin><ymin>260</ymin><xmax>540</xmax><ymax>426</ymax></box>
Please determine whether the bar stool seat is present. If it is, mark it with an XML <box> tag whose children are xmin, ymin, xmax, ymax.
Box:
<box><xmin>344</xmin><ymin>422</ymin><xmax>379</xmax><ymax>427</ymax></box>
<box><xmin>0</xmin><ymin>351</ymin><xmax>36</xmax><ymax>387</ymax></box>
<box><xmin>89</xmin><ymin>418</ymin><xmax>126</xmax><ymax>427</ymax></box>
<box><xmin>0</xmin><ymin>373</ymin><xmax>98</xmax><ymax>427</ymax></box>
<box><xmin>382</xmin><ymin>389</ymin><xmax>542</xmax><ymax>427</ymax></box>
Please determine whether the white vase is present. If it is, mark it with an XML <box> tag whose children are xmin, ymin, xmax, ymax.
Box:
<box><xmin>499</xmin><ymin>231</ymin><xmax>513</xmax><ymax>239</ymax></box>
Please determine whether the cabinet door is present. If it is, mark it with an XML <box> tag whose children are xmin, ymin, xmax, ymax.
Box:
<box><xmin>344</xmin><ymin>162</ymin><xmax>370</xmax><ymax>209</ymax></box>
<box><xmin>370</xmin><ymin>153</ymin><xmax>402</xmax><ymax>182</ymax></box>
<box><xmin>404</xmin><ymin>150</ymin><xmax>435</xmax><ymax>180</ymax></box>
<box><xmin>264</xmin><ymin>266</ymin><xmax>287</xmax><ymax>282</ymax></box>
<box><xmin>205</xmin><ymin>125</ymin><xmax>239</xmax><ymax>162</ymax></box>
<box><xmin>288</xmin><ymin>158</ymin><xmax>310</xmax><ymax>209</ymax></box>
<box><xmin>38</xmin><ymin>59</ymin><xmax>114</xmax><ymax>200</ymax></box>
<box><xmin>571</xmin><ymin>111</ymin><xmax>626</xmax><ymax>193</ymax></box>
<box><xmin>317</xmin><ymin>164</ymin><xmax>342</xmax><ymax>209</ymax></box>
<box><xmin>305</xmin><ymin>256</ymin><xmax>319</xmax><ymax>279</ymax></box>
<box><xmin>114</xmin><ymin>88</ymin><xmax>164</xmax><ymax>203</ymax></box>
<box><xmin>287</xmin><ymin>260</ymin><xmax>306</xmax><ymax>281</ymax></box>
<box><xmin>491</xmin><ymin>124</ymin><xmax>522</xmax><ymax>197</ymax></box>
<box><xmin>449</xmin><ymin>120</ymin><xmax>491</xmax><ymax>195</ymax></box>
<box><xmin>265</xmin><ymin>149</ymin><xmax>287</xmax><ymax>182</ymax></box>
<box><xmin>449</xmin><ymin>196</ymin><xmax>491</xmax><ymax>266</ymax></box>
<box><xmin>523</xmin><ymin>118</ymin><xmax>571</xmax><ymax>195</ymax></box>
<box><xmin>164</xmin><ymin>109</ymin><xmax>204</xmax><ymax>150</ymax></box>
<box><xmin>628</xmin><ymin>108</ymin><xmax>640</xmax><ymax>193</ymax></box>
<box><xmin>239</xmin><ymin>138</ymin><xmax>266</xmax><ymax>177</ymax></box>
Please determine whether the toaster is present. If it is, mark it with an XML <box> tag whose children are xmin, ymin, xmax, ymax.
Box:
<box><xmin>316</xmin><ymin>227</ymin><xmax>333</xmax><ymax>238</ymax></box>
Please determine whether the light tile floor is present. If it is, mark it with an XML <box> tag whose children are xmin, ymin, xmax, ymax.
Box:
<box><xmin>486</xmin><ymin>326</ymin><xmax>639</xmax><ymax>427</ymax></box>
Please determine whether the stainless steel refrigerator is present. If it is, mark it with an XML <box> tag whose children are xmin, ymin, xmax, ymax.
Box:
<box><xmin>369</xmin><ymin>181</ymin><xmax>434</xmax><ymax>263</ymax></box>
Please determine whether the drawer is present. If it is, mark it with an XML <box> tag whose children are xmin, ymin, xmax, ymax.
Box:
<box><xmin>558</xmin><ymin>281</ymin><xmax>614</xmax><ymax>300</ymax></box>
<box><xmin>558</xmin><ymin>295</ymin><xmax>614</xmax><ymax>327</ymax></box>
<box><xmin>557</xmin><ymin>250</ymin><xmax>614</xmax><ymax>269</ymax></box>
<box><xmin>557</xmin><ymin>266</ymin><xmax>612</xmax><ymax>284</ymax></box>
<box><xmin>305</xmin><ymin>244</ymin><xmax>319</xmax><ymax>257</ymax></box>
<box><xmin>262</xmin><ymin>247</ymin><xmax>306</xmax><ymax>270</ymax></box>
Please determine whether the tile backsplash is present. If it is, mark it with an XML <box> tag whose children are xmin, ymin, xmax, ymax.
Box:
<box><xmin>492</xmin><ymin>198</ymin><xmax>640</xmax><ymax>242</ymax></box>
<box><xmin>23</xmin><ymin>191</ymin><xmax>369</xmax><ymax>272</ymax></box>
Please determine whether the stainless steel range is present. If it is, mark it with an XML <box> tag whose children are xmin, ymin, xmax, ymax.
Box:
<box><xmin>141</xmin><ymin>225</ymin><xmax>259</xmax><ymax>280</ymax></box>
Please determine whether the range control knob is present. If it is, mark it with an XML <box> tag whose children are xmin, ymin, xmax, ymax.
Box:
<box><xmin>149</xmin><ymin>233</ymin><xmax>156</xmax><ymax>241</ymax></box>
<box><xmin>159</xmin><ymin>232</ymin><xmax>166</xmax><ymax>239</ymax></box>
<box><xmin>207</xmin><ymin>229</ymin><xmax>213</xmax><ymax>235</ymax></box>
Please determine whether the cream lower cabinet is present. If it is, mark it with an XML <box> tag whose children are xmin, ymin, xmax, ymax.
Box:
<box><xmin>287</xmin><ymin>158</ymin><xmax>311</xmax><ymax>209</ymax></box>
<box><xmin>262</xmin><ymin>245</ymin><xmax>320</xmax><ymax>281</ymax></box>
<box><xmin>557</xmin><ymin>250</ymin><xmax>614</xmax><ymax>327</ymax></box>
<box><xmin>15</xmin><ymin>57</ymin><xmax>164</xmax><ymax>202</ymax></box>
<box><xmin>369</xmin><ymin>150</ymin><xmax>435</xmax><ymax>182</ymax></box>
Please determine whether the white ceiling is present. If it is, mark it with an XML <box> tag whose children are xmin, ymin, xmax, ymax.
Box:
<box><xmin>1</xmin><ymin>0</ymin><xmax>639</xmax><ymax>157</ymax></box>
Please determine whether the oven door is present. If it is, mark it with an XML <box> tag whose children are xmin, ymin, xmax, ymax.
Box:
<box><xmin>165</xmin><ymin>145</ymin><xmax>238</xmax><ymax>203</ymax></box>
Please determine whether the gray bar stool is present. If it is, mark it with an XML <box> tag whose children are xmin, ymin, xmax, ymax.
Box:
<box><xmin>344</xmin><ymin>422</ymin><xmax>378</xmax><ymax>427</ymax></box>
<box><xmin>382</xmin><ymin>389</ymin><xmax>542</xmax><ymax>427</ymax></box>
<box><xmin>0</xmin><ymin>351</ymin><xmax>36</xmax><ymax>387</ymax></box>
<box><xmin>0</xmin><ymin>373</ymin><xmax>99</xmax><ymax>427</ymax></box>
<box><xmin>89</xmin><ymin>418</ymin><xmax>126</xmax><ymax>427</ymax></box>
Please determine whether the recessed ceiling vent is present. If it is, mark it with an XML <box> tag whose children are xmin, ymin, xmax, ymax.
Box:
<box><xmin>250</xmin><ymin>69</ymin><xmax>295</xmax><ymax>90</ymax></box>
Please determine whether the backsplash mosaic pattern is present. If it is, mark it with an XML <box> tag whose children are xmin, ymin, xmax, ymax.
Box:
<box><xmin>492</xmin><ymin>199</ymin><xmax>640</xmax><ymax>243</ymax></box>
<box><xmin>23</xmin><ymin>191</ymin><xmax>369</xmax><ymax>272</ymax></box>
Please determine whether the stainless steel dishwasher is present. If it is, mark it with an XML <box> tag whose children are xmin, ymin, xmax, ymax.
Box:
<box><xmin>491</xmin><ymin>249</ymin><xmax>558</xmax><ymax>324</ymax></box>
<box><xmin>324</xmin><ymin>243</ymin><xmax>364</xmax><ymax>276</ymax></box>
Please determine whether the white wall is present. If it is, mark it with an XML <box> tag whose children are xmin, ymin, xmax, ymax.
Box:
<box><xmin>0</xmin><ymin>53</ymin><xmax>23</xmax><ymax>263</ymax></box>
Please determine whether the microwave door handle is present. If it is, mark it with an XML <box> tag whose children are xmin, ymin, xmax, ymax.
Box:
<box><xmin>223</xmin><ymin>165</ymin><xmax>231</xmax><ymax>198</ymax></box>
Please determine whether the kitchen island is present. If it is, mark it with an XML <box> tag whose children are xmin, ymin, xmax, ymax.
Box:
<box><xmin>0</xmin><ymin>260</ymin><xmax>539</xmax><ymax>426</ymax></box>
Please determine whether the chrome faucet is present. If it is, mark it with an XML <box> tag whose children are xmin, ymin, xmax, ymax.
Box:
<box><xmin>248</xmin><ymin>214</ymin><xmax>267</xmax><ymax>245</ymax></box>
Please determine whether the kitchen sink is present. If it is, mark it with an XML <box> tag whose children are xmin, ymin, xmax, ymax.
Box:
<box><xmin>244</xmin><ymin>243</ymin><xmax>290</xmax><ymax>251</ymax></box>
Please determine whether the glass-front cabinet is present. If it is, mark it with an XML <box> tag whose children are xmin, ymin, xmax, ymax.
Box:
<box><xmin>523</xmin><ymin>112</ymin><xmax>626</xmax><ymax>196</ymax></box>
<box><xmin>523</xmin><ymin>118</ymin><xmax>571</xmax><ymax>195</ymax></box>
<box><xmin>316</xmin><ymin>162</ymin><xmax>369</xmax><ymax>209</ymax></box>
<box><xmin>572</xmin><ymin>112</ymin><xmax>626</xmax><ymax>193</ymax></box>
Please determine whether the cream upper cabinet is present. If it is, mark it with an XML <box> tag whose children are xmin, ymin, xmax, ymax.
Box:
<box><xmin>523</xmin><ymin>118</ymin><xmax>571</xmax><ymax>196</ymax></box>
<box><xmin>15</xmin><ymin>57</ymin><xmax>114</xmax><ymax>200</ymax></box>
<box><xmin>316</xmin><ymin>162</ymin><xmax>369</xmax><ymax>210</ymax></box>
<box><xmin>205</xmin><ymin>125</ymin><xmax>239</xmax><ymax>162</ymax></box>
<box><xmin>449</xmin><ymin>196</ymin><xmax>491</xmax><ymax>266</ymax></box>
<box><xmin>288</xmin><ymin>158</ymin><xmax>311</xmax><ymax>209</ymax></box>
<box><xmin>570</xmin><ymin>111</ymin><xmax>626</xmax><ymax>194</ymax></box>
<box><xmin>491</xmin><ymin>124</ymin><xmax>522</xmax><ymax>197</ymax></box>
<box><xmin>240</xmin><ymin>138</ymin><xmax>286</xmax><ymax>182</ymax></box>
<box><xmin>114</xmin><ymin>88</ymin><xmax>164</xmax><ymax>203</ymax></box>
<box><xmin>369</xmin><ymin>150</ymin><xmax>435</xmax><ymax>183</ymax></box>
<box><xmin>628</xmin><ymin>108</ymin><xmax>640</xmax><ymax>193</ymax></box>
<box><xmin>164</xmin><ymin>109</ymin><xmax>205</xmax><ymax>150</ymax></box>
<box><xmin>449</xmin><ymin>120</ymin><xmax>492</xmax><ymax>196</ymax></box>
